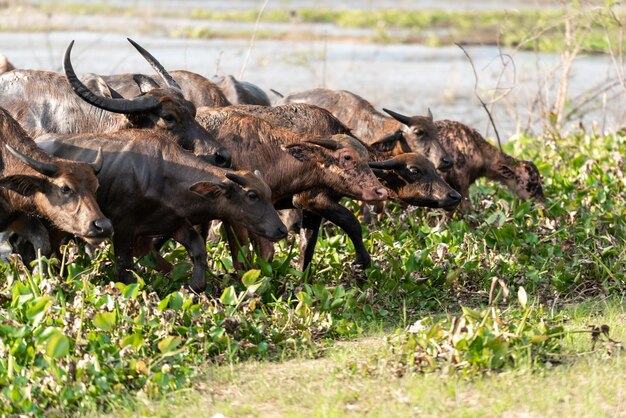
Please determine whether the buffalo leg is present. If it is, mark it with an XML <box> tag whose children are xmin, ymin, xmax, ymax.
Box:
<box><xmin>304</xmin><ymin>199</ymin><xmax>371</xmax><ymax>269</ymax></box>
<box><xmin>298</xmin><ymin>210</ymin><xmax>323</xmax><ymax>271</ymax></box>
<box><xmin>223</xmin><ymin>222</ymin><xmax>251</xmax><ymax>272</ymax></box>
<box><xmin>171</xmin><ymin>225</ymin><xmax>208</xmax><ymax>292</ymax></box>
<box><xmin>112</xmin><ymin>230</ymin><xmax>135</xmax><ymax>285</ymax></box>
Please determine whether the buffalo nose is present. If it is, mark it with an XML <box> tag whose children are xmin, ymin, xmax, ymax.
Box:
<box><xmin>375</xmin><ymin>187</ymin><xmax>388</xmax><ymax>200</ymax></box>
<box><xmin>214</xmin><ymin>148</ymin><xmax>232</xmax><ymax>168</ymax></box>
<box><xmin>439</xmin><ymin>156</ymin><xmax>454</xmax><ymax>171</ymax></box>
<box><xmin>278</xmin><ymin>225</ymin><xmax>288</xmax><ymax>237</ymax></box>
<box><xmin>92</xmin><ymin>218</ymin><xmax>113</xmax><ymax>237</ymax></box>
<box><xmin>449</xmin><ymin>190</ymin><xmax>462</xmax><ymax>201</ymax></box>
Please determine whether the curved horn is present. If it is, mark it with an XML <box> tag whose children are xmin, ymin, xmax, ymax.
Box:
<box><xmin>368</xmin><ymin>158</ymin><xmax>404</xmax><ymax>171</ymax></box>
<box><xmin>383</xmin><ymin>108</ymin><xmax>411</xmax><ymax>126</ymax></box>
<box><xmin>90</xmin><ymin>147</ymin><xmax>103</xmax><ymax>174</ymax></box>
<box><xmin>127</xmin><ymin>38</ymin><xmax>183</xmax><ymax>93</ymax></box>
<box><xmin>64</xmin><ymin>40</ymin><xmax>160</xmax><ymax>114</ymax></box>
<box><xmin>5</xmin><ymin>144</ymin><xmax>59</xmax><ymax>177</ymax></box>
<box><xmin>225</xmin><ymin>172</ymin><xmax>248</xmax><ymax>188</ymax></box>
<box><xmin>427</xmin><ymin>108</ymin><xmax>433</xmax><ymax>120</ymax></box>
<box><xmin>303</xmin><ymin>138</ymin><xmax>339</xmax><ymax>151</ymax></box>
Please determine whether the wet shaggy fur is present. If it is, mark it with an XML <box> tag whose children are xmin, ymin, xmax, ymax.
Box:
<box><xmin>435</xmin><ymin>119</ymin><xmax>544</xmax><ymax>211</ymax></box>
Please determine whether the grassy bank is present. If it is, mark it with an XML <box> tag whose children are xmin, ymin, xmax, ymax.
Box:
<box><xmin>22</xmin><ymin>2</ymin><xmax>626</xmax><ymax>52</ymax></box>
<box><xmin>1</xmin><ymin>129</ymin><xmax>625</xmax><ymax>415</ymax></box>
<box><xmin>113</xmin><ymin>298</ymin><xmax>626</xmax><ymax>417</ymax></box>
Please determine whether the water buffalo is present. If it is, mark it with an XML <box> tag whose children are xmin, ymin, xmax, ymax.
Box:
<box><xmin>279</xmin><ymin>88</ymin><xmax>453</xmax><ymax>171</ymax></box>
<box><xmin>435</xmin><ymin>119</ymin><xmax>544</xmax><ymax>210</ymax></box>
<box><xmin>36</xmin><ymin>129</ymin><xmax>287</xmax><ymax>291</ymax></box>
<box><xmin>202</xmin><ymin>104</ymin><xmax>460</xmax><ymax>270</ymax></box>
<box><xmin>0</xmin><ymin>106</ymin><xmax>111</xmax><ymax>249</ymax></box>
<box><xmin>195</xmin><ymin>107</ymin><xmax>387</xmax><ymax>270</ymax></box>
<box><xmin>99</xmin><ymin>69</ymin><xmax>232</xmax><ymax>108</ymax></box>
<box><xmin>0</xmin><ymin>39</ymin><xmax>231</xmax><ymax>167</ymax></box>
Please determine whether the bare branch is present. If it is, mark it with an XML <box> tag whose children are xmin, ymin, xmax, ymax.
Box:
<box><xmin>456</xmin><ymin>43</ymin><xmax>504</xmax><ymax>151</ymax></box>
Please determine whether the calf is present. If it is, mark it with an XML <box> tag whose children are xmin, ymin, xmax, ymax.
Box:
<box><xmin>195</xmin><ymin>107</ymin><xmax>387</xmax><ymax>270</ymax></box>
<box><xmin>0</xmin><ymin>106</ymin><xmax>111</xmax><ymax>246</ymax></box>
<box><xmin>36</xmin><ymin>130</ymin><xmax>287</xmax><ymax>291</ymax></box>
<box><xmin>280</xmin><ymin>88</ymin><xmax>453</xmax><ymax>171</ymax></box>
<box><xmin>435</xmin><ymin>120</ymin><xmax>544</xmax><ymax>211</ymax></box>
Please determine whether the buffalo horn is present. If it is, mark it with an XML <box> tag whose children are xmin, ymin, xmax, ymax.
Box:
<box><xmin>368</xmin><ymin>158</ymin><xmax>404</xmax><ymax>170</ymax></box>
<box><xmin>64</xmin><ymin>41</ymin><xmax>160</xmax><ymax>114</ymax></box>
<box><xmin>383</xmin><ymin>108</ymin><xmax>411</xmax><ymax>126</ymax></box>
<box><xmin>225</xmin><ymin>172</ymin><xmax>248</xmax><ymax>188</ymax></box>
<box><xmin>303</xmin><ymin>138</ymin><xmax>339</xmax><ymax>151</ymax></box>
<box><xmin>427</xmin><ymin>108</ymin><xmax>433</xmax><ymax>120</ymax></box>
<box><xmin>90</xmin><ymin>147</ymin><xmax>103</xmax><ymax>174</ymax></box>
<box><xmin>127</xmin><ymin>38</ymin><xmax>183</xmax><ymax>94</ymax></box>
<box><xmin>5</xmin><ymin>144</ymin><xmax>59</xmax><ymax>177</ymax></box>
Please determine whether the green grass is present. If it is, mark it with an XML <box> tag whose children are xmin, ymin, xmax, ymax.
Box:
<box><xmin>107</xmin><ymin>298</ymin><xmax>626</xmax><ymax>417</ymax></box>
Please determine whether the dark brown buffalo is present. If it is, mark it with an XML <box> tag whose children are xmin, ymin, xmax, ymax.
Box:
<box><xmin>36</xmin><ymin>129</ymin><xmax>287</xmax><ymax>291</ymax></box>
<box><xmin>435</xmin><ymin>119</ymin><xmax>544</xmax><ymax>210</ymax></box>
<box><xmin>0</xmin><ymin>39</ymin><xmax>231</xmax><ymax>167</ymax></box>
<box><xmin>280</xmin><ymin>88</ymin><xmax>453</xmax><ymax>170</ymax></box>
<box><xmin>206</xmin><ymin>103</ymin><xmax>460</xmax><ymax>270</ymax></box>
<box><xmin>195</xmin><ymin>107</ymin><xmax>387</xmax><ymax>270</ymax></box>
<box><xmin>369</xmin><ymin>153</ymin><xmax>461</xmax><ymax>209</ymax></box>
<box><xmin>0</xmin><ymin>106</ymin><xmax>112</xmax><ymax>246</ymax></box>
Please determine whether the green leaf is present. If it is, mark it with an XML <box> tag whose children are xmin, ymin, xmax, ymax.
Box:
<box><xmin>256</xmin><ymin>257</ymin><xmax>273</xmax><ymax>276</ymax></box>
<box><xmin>241</xmin><ymin>269</ymin><xmax>261</xmax><ymax>287</ymax></box>
<box><xmin>26</xmin><ymin>296</ymin><xmax>52</xmax><ymax>326</ymax></box>
<box><xmin>518</xmin><ymin>286</ymin><xmax>528</xmax><ymax>308</ymax></box>
<box><xmin>93</xmin><ymin>311</ymin><xmax>117</xmax><ymax>331</ymax></box>
<box><xmin>120</xmin><ymin>333</ymin><xmax>145</xmax><ymax>350</ymax></box>
<box><xmin>45</xmin><ymin>334</ymin><xmax>70</xmax><ymax>359</ymax></box>
<box><xmin>169</xmin><ymin>292</ymin><xmax>184</xmax><ymax>311</ymax></box>
<box><xmin>220</xmin><ymin>286</ymin><xmax>238</xmax><ymax>306</ymax></box>
<box><xmin>158</xmin><ymin>336</ymin><xmax>182</xmax><ymax>354</ymax></box>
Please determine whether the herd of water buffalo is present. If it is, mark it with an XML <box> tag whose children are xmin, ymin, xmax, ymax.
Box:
<box><xmin>0</xmin><ymin>39</ymin><xmax>545</xmax><ymax>292</ymax></box>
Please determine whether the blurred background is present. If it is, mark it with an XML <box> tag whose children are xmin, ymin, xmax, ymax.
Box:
<box><xmin>0</xmin><ymin>0</ymin><xmax>624</xmax><ymax>139</ymax></box>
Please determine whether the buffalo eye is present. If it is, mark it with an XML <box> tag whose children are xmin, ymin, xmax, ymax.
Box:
<box><xmin>60</xmin><ymin>185</ymin><xmax>72</xmax><ymax>194</ymax></box>
<box><xmin>408</xmin><ymin>167</ymin><xmax>422</xmax><ymax>175</ymax></box>
<box><xmin>162</xmin><ymin>114</ymin><xmax>176</xmax><ymax>124</ymax></box>
<box><xmin>247</xmin><ymin>190</ymin><xmax>259</xmax><ymax>201</ymax></box>
<box><xmin>414</xmin><ymin>129</ymin><xmax>425</xmax><ymax>136</ymax></box>
<box><xmin>343</xmin><ymin>155</ymin><xmax>353</xmax><ymax>162</ymax></box>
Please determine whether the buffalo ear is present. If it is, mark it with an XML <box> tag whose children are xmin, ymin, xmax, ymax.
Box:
<box><xmin>370</xmin><ymin>132</ymin><xmax>402</xmax><ymax>153</ymax></box>
<box><xmin>498</xmin><ymin>165</ymin><xmax>516</xmax><ymax>180</ymax></box>
<box><xmin>0</xmin><ymin>175</ymin><xmax>46</xmax><ymax>197</ymax></box>
<box><xmin>189</xmin><ymin>181</ymin><xmax>231</xmax><ymax>200</ymax></box>
<box><xmin>133</xmin><ymin>74</ymin><xmax>161</xmax><ymax>93</ymax></box>
<box><xmin>282</xmin><ymin>143</ymin><xmax>320</xmax><ymax>162</ymax></box>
